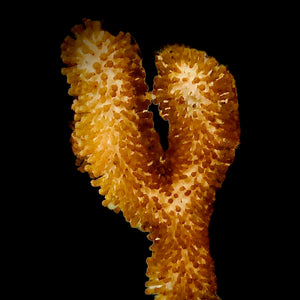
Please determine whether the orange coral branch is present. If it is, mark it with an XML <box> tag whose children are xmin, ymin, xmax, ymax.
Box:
<box><xmin>61</xmin><ymin>19</ymin><xmax>240</xmax><ymax>299</ymax></box>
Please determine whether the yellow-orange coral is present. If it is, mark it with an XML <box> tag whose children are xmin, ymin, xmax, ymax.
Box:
<box><xmin>61</xmin><ymin>19</ymin><xmax>240</xmax><ymax>300</ymax></box>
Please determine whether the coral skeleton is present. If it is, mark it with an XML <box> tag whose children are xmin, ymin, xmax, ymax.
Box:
<box><xmin>61</xmin><ymin>19</ymin><xmax>240</xmax><ymax>300</ymax></box>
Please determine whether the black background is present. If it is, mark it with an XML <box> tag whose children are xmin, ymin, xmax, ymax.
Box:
<box><xmin>12</xmin><ymin>2</ymin><xmax>294</xmax><ymax>299</ymax></box>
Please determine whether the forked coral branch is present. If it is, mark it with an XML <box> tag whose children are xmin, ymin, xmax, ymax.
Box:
<box><xmin>61</xmin><ymin>19</ymin><xmax>240</xmax><ymax>300</ymax></box>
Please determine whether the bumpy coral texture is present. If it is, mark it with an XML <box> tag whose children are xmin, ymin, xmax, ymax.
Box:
<box><xmin>61</xmin><ymin>19</ymin><xmax>240</xmax><ymax>300</ymax></box>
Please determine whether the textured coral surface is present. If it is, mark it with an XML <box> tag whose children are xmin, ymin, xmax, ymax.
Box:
<box><xmin>61</xmin><ymin>19</ymin><xmax>240</xmax><ymax>300</ymax></box>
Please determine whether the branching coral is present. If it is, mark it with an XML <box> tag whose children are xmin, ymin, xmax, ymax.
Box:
<box><xmin>61</xmin><ymin>19</ymin><xmax>240</xmax><ymax>300</ymax></box>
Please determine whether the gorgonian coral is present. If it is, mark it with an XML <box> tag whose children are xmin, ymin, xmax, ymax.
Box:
<box><xmin>61</xmin><ymin>19</ymin><xmax>240</xmax><ymax>299</ymax></box>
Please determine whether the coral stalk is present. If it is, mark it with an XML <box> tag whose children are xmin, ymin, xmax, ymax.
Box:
<box><xmin>61</xmin><ymin>19</ymin><xmax>240</xmax><ymax>299</ymax></box>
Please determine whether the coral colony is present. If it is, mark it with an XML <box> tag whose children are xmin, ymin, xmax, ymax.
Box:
<box><xmin>61</xmin><ymin>19</ymin><xmax>240</xmax><ymax>300</ymax></box>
